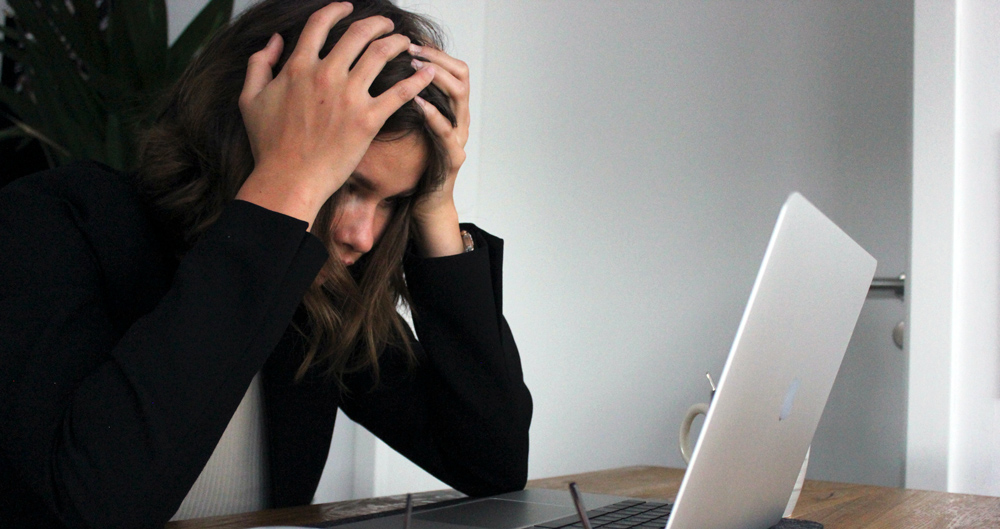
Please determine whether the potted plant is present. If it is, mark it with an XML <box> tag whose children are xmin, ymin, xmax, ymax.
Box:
<box><xmin>0</xmin><ymin>0</ymin><xmax>233</xmax><ymax>175</ymax></box>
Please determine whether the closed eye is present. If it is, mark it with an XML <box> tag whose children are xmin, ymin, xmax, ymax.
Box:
<box><xmin>380</xmin><ymin>194</ymin><xmax>412</xmax><ymax>210</ymax></box>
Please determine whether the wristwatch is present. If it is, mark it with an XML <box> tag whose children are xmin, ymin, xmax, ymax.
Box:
<box><xmin>461</xmin><ymin>230</ymin><xmax>474</xmax><ymax>253</ymax></box>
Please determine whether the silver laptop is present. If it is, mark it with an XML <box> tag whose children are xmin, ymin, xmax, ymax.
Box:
<box><xmin>326</xmin><ymin>192</ymin><xmax>877</xmax><ymax>529</ymax></box>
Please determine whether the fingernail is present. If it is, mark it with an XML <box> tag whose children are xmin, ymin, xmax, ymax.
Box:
<box><xmin>411</xmin><ymin>58</ymin><xmax>424</xmax><ymax>70</ymax></box>
<box><xmin>266</xmin><ymin>33</ymin><xmax>279</xmax><ymax>49</ymax></box>
<box><xmin>409</xmin><ymin>43</ymin><xmax>422</xmax><ymax>56</ymax></box>
<box><xmin>414</xmin><ymin>95</ymin><xmax>427</xmax><ymax>107</ymax></box>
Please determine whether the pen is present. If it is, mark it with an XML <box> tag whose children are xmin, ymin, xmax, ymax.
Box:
<box><xmin>568</xmin><ymin>482</ymin><xmax>594</xmax><ymax>529</ymax></box>
<box><xmin>403</xmin><ymin>493</ymin><xmax>412</xmax><ymax>529</ymax></box>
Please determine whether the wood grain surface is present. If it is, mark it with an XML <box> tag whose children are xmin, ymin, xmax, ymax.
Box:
<box><xmin>164</xmin><ymin>466</ymin><xmax>1000</xmax><ymax>529</ymax></box>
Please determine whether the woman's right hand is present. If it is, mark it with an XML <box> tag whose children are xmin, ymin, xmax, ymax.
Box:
<box><xmin>235</xmin><ymin>2</ymin><xmax>435</xmax><ymax>228</ymax></box>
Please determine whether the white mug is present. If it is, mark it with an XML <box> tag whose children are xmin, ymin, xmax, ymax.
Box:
<box><xmin>678</xmin><ymin>402</ymin><xmax>708</xmax><ymax>464</ymax></box>
<box><xmin>678</xmin><ymin>402</ymin><xmax>809</xmax><ymax>517</ymax></box>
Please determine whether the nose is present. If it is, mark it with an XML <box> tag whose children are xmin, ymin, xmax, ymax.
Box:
<box><xmin>336</xmin><ymin>202</ymin><xmax>377</xmax><ymax>258</ymax></box>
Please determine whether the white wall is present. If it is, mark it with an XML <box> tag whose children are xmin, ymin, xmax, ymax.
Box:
<box><xmin>908</xmin><ymin>0</ymin><xmax>957</xmax><ymax>493</ymax></box>
<box><xmin>167</xmin><ymin>0</ymin><xmax>256</xmax><ymax>44</ymax></box>
<box><xmin>950</xmin><ymin>0</ymin><xmax>1000</xmax><ymax>496</ymax></box>
<box><xmin>473</xmin><ymin>0</ymin><xmax>911</xmax><ymax>483</ymax></box>
<box><xmin>908</xmin><ymin>0</ymin><xmax>1000</xmax><ymax>495</ymax></box>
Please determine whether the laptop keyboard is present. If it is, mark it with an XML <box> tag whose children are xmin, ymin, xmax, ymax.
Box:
<box><xmin>531</xmin><ymin>500</ymin><xmax>673</xmax><ymax>529</ymax></box>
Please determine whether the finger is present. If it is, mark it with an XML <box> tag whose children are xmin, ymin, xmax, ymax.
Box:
<box><xmin>323</xmin><ymin>16</ymin><xmax>396</xmax><ymax>69</ymax></box>
<box><xmin>349</xmin><ymin>34</ymin><xmax>412</xmax><ymax>90</ymax></box>
<box><xmin>409</xmin><ymin>46</ymin><xmax>470</xmax><ymax>129</ymax></box>
<box><xmin>412</xmin><ymin>57</ymin><xmax>466</xmax><ymax>103</ymax></box>
<box><xmin>415</xmin><ymin>95</ymin><xmax>456</xmax><ymax>140</ymax></box>
<box><xmin>409</xmin><ymin>44</ymin><xmax>468</xmax><ymax>81</ymax></box>
<box><xmin>240</xmin><ymin>33</ymin><xmax>284</xmax><ymax>108</ymax></box>
<box><xmin>289</xmin><ymin>2</ymin><xmax>354</xmax><ymax>63</ymax></box>
<box><xmin>370</xmin><ymin>65</ymin><xmax>435</xmax><ymax>120</ymax></box>
<box><xmin>412</xmin><ymin>60</ymin><xmax>469</xmax><ymax>131</ymax></box>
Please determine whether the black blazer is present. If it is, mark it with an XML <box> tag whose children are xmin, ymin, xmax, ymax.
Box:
<box><xmin>0</xmin><ymin>163</ymin><xmax>532</xmax><ymax>528</ymax></box>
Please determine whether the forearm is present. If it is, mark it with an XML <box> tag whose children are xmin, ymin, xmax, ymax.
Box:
<box><xmin>412</xmin><ymin>200</ymin><xmax>464</xmax><ymax>258</ymax></box>
<box><xmin>342</xmin><ymin>329</ymin><xmax>532</xmax><ymax>496</ymax></box>
<box><xmin>341</xmin><ymin>227</ymin><xmax>532</xmax><ymax>495</ymax></box>
<box><xmin>0</xmin><ymin>192</ymin><xmax>327</xmax><ymax>527</ymax></box>
<box><xmin>421</xmin><ymin>318</ymin><xmax>532</xmax><ymax>495</ymax></box>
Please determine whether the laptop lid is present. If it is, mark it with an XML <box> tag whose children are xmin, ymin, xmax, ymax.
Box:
<box><xmin>664</xmin><ymin>192</ymin><xmax>876</xmax><ymax>529</ymax></box>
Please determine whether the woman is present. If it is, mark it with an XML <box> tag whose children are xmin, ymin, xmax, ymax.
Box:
<box><xmin>0</xmin><ymin>1</ymin><xmax>531</xmax><ymax>527</ymax></box>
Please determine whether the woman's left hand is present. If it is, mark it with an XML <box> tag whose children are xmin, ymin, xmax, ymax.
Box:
<box><xmin>409</xmin><ymin>44</ymin><xmax>470</xmax><ymax>257</ymax></box>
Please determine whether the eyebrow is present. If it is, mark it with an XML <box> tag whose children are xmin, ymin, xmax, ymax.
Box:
<box><xmin>348</xmin><ymin>173</ymin><xmax>418</xmax><ymax>199</ymax></box>
<box><xmin>349</xmin><ymin>172</ymin><xmax>379</xmax><ymax>192</ymax></box>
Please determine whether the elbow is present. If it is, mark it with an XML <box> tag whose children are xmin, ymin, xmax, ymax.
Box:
<box><xmin>455</xmin><ymin>447</ymin><xmax>529</xmax><ymax>497</ymax></box>
<box><xmin>459</xmin><ymin>403</ymin><xmax>532</xmax><ymax>497</ymax></box>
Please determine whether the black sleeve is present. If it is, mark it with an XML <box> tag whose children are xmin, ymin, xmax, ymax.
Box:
<box><xmin>0</xmin><ymin>176</ymin><xmax>328</xmax><ymax>528</ymax></box>
<box><xmin>338</xmin><ymin>225</ymin><xmax>533</xmax><ymax>496</ymax></box>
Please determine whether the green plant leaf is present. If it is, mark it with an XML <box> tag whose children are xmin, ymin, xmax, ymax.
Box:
<box><xmin>0</xmin><ymin>113</ymin><xmax>70</xmax><ymax>159</ymax></box>
<box><xmin>0</xmin><ymin>39</ymin><xmax>27</xmax><ymax>66</ymax></box>
<box><xmin>0</xmin><ymin>85</ymin><xmax>36</xmax><ymax>127</ymax></box>
<box><xmin>104</xmin><ymin>111</ymin><xmax>125</xmax><ymax>170</ymax></box>
<box><xmin>103</xmin><ymin>2</ymin><xmax>139</xmax><ymax>91</ymax></box>
<box><xmin>110</xmin><ymin>0</ymin><xmax>169</xmax><ymax>90</ymax></box>
<box><xmin>87</xmin><ymin>69</ymin><xmax>133</xmax><ymax>105</ymax></box>
<box><xmin>0</xmin><ymin>22</ymin><xmax>28</xmax><ymax>40</ymax></box>
<box><xmin>0</xmin><ymin>125</ymin><xmax>29</xmax><ymax>141</ymax></box>
<box><xmin>5</xmin><ymin>0</ymin><xmax>105</xmax><ymax>137</ymax></box>
<box><xmin>5</xmin><ymin>0</ymin><xmax>66</xmax><ymax>65</ymax></box>
<box><xmin>2</xmin><ymin>0</ymin><xmax>227</xmax><ymax>169</ymax></box>
<box><xmin>43</xmin><ymin>0</ymin><xmax>107</xmax><ymax>76</ymax></box>
<box><xmin>19</xmin><ymin>44</ymin><xmax>104</xmax><ymax>151</ymax></box>
<box><xmin>168</xmin><ymin>0</ymin><xmax>233</xmax><ymax>79</ymax></box>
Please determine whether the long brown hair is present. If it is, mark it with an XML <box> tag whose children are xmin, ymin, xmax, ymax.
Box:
<box><xmin>135</xmin><ymin>0</ymin><xmax>456</xmax><ymax>388</ymax></box>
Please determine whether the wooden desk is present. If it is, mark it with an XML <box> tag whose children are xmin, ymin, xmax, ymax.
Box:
<box><xmin>529</xmin><ymin>466</ymin><xmax>1000</xmax><ymax>528</ymax></box>
<box><xmin>166</xmin><ymin>466</ymin><xmax>1000</xmax><ymax>529</ymax></box>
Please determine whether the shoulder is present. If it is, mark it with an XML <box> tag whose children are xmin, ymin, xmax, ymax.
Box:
<box><xmin>1</xmin><ymin>161</ymin><xmax>145</xmax><ymax>223</ymax></box>
<box><xmin>1</xmin><ymin>160</ymin><xmax>163</xmax><ymax>265</ymax></box>
<box><xmin>0</xmin><ymin>162</ymin><xmax>171</xmax><ymax>310</ymax></box>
